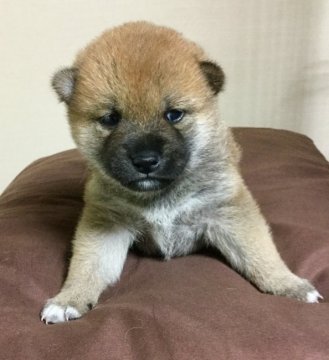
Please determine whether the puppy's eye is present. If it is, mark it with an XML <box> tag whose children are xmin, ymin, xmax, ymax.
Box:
<box><xmin>97</xmin><ymin>111</ymin><xmax>121</xmax><ymax>127</ymax></box>
<box><xmin>164</xmin><ymin>109</ymin><xmax>185</xmax><ymax>124</ymax></box>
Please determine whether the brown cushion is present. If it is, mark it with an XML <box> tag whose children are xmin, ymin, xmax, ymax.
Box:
<box><xmin>0</xmin><ymin>128</ymin><xmax>328</xmax><ymax>359</ymax></box>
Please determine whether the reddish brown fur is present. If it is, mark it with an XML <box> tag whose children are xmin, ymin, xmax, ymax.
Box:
<box><xmin>70</xmin><ymin>22</ymin><xmax>213</xmax><ymax>124</ymax></box>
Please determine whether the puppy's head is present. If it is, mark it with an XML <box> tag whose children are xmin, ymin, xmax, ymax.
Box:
<box><xmin>53</xmin><ymin>22</ymin><xmax>224</xmax><ymax>192</ymax></box>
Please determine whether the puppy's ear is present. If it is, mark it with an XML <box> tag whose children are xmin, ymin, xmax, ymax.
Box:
<box><xmin>51</xmin><ymin>67</ymin><xmax>77</xmax><ymax>104</ymax></box>
<box><xmin>199</xmin><ymin>61</ymin><xmax>225</xmax><ymax>95</ymax></box>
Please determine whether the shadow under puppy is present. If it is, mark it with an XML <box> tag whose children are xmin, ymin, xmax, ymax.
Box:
<box><xmin>41</xmin><ymin>21</ymin><xmax>322</xmax><ymax>324</ymax></box>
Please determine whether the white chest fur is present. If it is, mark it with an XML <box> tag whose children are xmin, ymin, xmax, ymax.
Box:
<box><xmin>141</xmin><ymin>196</ymin><xmax>205</xmax><ymax>259</ymax></box>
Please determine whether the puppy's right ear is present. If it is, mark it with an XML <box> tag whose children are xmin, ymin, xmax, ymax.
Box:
<box><xmin>51</xmin><ymin>67</ymin><xmax>77</xmax><ymax>104</ymax></box>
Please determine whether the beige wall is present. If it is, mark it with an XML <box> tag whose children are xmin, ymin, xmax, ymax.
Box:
<box><xmin>1</xmin><ymin>0</ymin><xmax>329</xmax><ymax>193</ymax></box>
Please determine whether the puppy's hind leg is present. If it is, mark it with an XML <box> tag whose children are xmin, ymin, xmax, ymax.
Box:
<box><xmin>206</xmin><ymin>186</ymin><xmax>323</xmax><ymax>303</ymax></box>
<box><xmin>41</xmin><ymin>211</ymin><xmax>134</xmax><ymax>324</ymax></box>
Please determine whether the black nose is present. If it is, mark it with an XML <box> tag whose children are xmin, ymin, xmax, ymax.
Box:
<box><xmin>131</xmin><ymin>150</ymin><xmax>161</xmax><ymax>174</ymax></box>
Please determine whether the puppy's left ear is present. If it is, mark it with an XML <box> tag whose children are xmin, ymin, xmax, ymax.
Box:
<box><xmin>199</xmin><ymin>61</ymin><xmax>225</xmax><ymax>95</ymax></box>
<box><xmin>51</xmin><ymin>67</ymin><xmax>77</xmax><ymax>104</ymax></box>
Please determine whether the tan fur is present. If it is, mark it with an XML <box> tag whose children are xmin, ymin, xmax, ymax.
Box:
<box><xmin>41</xmin><ymin>21</ymin><xmax>322</xmax><ymax>324</ymax></box>
<box><xmin>71</xmin><ymin>23</ymin><xmax>210</xmax><ymax>121</ymax></box>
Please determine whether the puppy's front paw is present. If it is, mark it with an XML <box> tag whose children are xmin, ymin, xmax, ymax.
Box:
<box><xmin>276</xmin><ymin>277</ymin><xmax>323</xmax><ymax>303</ymax></box>
<box><xmin>305</xmin><ymin>289</ymin><xmax>323</xmax><ymax>303</ymax></box>
<box><xmin>40</xmin><ymin>294</ymin><xmax>95</xmax><ymax>324</ymax></box>
<box><xmin>41</xmin><ymin>301</ymin><xmax>82</xmax><ymax>324</ymax></box>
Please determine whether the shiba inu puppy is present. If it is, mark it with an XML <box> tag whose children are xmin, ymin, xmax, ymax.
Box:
<box><xmin>41</xmin><ymin>21</ymin><xmax>322</xmax><ymax>324</ymax></box>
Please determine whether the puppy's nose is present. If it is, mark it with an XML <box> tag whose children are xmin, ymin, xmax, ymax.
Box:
<box><xmin>131</xmin><ymin>150</ymin><xmax>161</xmax><ymax>174</ymax></box>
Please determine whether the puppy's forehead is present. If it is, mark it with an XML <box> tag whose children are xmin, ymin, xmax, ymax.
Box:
<box><xmin>73</xmin><ymin>22</ymin><xmax>209</xmax><ymax>118</ymax></box>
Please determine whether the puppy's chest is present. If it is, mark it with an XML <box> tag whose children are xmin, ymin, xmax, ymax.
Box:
<box><xmin>140</xmin><ymin>202</ymin><xmax>204</xmax><ymax>259</ymax></box>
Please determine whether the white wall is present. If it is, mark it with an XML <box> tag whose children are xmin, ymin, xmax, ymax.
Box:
<box><xmin>1</xmin><ymin>0</ymin><xmax>329</xmax><ymax>193</ymax></box>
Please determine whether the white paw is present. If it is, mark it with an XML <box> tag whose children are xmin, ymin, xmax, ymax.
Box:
<box><xmin>306</xmin><ymin>290</ymin><xmax>323</xmax><ymax>303</ymax></box>
<box><xmin>41</xmin><ymin>302</ymin><xmax>81</xmax><ymax>324</ymax></box>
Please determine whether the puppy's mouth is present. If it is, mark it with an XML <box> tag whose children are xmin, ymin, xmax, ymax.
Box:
<box><xmin>127</xmin><ymin>176</ymin><xmax>173</xmax><ymax>192</ymax></box>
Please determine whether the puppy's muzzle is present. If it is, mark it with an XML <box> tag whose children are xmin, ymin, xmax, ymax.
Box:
<box><xmin>131</xmin><ymin>150</ymin><xmax>161</xmax><ymax>174</ymax></box>
<box><xmin>101</xmin><ymin>130</ymin><xmax>189</xmax><ymax>192</ymax></box>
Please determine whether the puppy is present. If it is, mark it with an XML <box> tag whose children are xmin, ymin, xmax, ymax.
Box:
<box><xmin>41</xmin><ymin>21</ymin><xmax>322</xmax><ymax>324</ymax></box>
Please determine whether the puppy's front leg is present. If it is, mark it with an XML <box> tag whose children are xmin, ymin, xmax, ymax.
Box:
<box><xmin>206</xmin><ymin>186</ymin><xmax>322</xmax><ymax>303</ymax></box>
<box><xmin>41</xmin><ymin>211</ymin><xmax>134</xmax><ymax>324</ymax></box>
